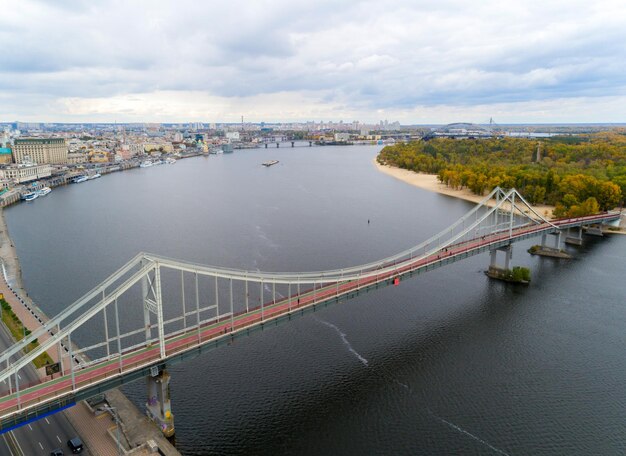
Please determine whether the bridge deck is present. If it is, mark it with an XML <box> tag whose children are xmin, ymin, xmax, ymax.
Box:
<box><xmin>0</xmin><ymin>210</ymin><xmax>619</xmax><ymax>430</ymax></box>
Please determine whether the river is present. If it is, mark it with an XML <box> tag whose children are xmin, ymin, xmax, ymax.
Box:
<box><xmin>4</xmin><ymin>145</ymin><xmax>626</xmax><ymax>455</ymax></box>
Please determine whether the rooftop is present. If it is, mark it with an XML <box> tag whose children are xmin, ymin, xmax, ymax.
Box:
<box><xmin>14</xmin><ymin>138</ymin><xmax>65</xmax><ymax>144</ymax></box>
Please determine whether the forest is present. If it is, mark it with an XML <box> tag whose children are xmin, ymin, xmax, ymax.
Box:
<box><xmin>377</xmin><ymin>132</ymin><xmax>626</xmax><ymax>217</ymax></box>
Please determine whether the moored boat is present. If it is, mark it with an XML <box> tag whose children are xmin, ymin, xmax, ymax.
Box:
<box><xmin>73</xmin><ymin>175</ymin><xmax>88</xmax><ymax>183</ymax></box>
<box><xmin>21</xmin><ymin>192</ymin><xmax>39</xmax><ymax>201</ymax></box>
<box><xmin>37</xmin><ymin>187</ymin><xmax>52</xmax><ymax>196</ymax></box>
<box><xmin>139</xmin><ymin>160</ymin><xmax>153</xmax><ymax>168</ymax></box>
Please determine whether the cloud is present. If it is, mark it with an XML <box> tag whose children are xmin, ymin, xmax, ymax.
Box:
<box><xmin>0</xmin><ymin>0</ymin><xmax>625</xmax><ymax>122</ymax></box>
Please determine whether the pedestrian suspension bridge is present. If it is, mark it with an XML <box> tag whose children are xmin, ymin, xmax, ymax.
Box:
<box><xmin>0</xmin><ymin>188</ymin><xmax>620</xmax><ymax>435</ymax></box>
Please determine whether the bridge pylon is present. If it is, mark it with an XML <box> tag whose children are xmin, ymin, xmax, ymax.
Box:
<box><xmin>146</xmin><ymin>368</ymin><xmax>175</xmax><ymax>438</ymax></box>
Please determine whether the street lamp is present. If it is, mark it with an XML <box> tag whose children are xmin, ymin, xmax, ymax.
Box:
<box><xmin>97</xmin><ymin>405</ymin><xmax>122</xmax><ymax>456</ymax></box>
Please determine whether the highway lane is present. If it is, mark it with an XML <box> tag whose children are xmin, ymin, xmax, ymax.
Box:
<box><xmin>0</xmin><ymin>317</ymin><xmax>89</xmax><ymax>455</ymax></box>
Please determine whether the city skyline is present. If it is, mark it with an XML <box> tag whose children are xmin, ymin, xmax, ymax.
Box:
<box><xmin>1</xmin><ymin>0</ymin><xmax>625</xmax><ymax>123</ymax></box>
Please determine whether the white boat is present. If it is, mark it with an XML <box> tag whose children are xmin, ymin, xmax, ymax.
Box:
<box><xmin>89</xmin><ymin>173</ymin><xmax>101</xmax><ymax>179</ymax></box>
<box><xmin>22</xmin><ymin>192</ymin><xmax>39</xmax><ymax>201</ymax></box>
<box><xmin>37</xmin><ymin>187</ymin><xmax>52</xmax><ymax>196</ymax></box>
<box><xmin>165</xmin><ymin>158</ymin><xmax>176</xmax><ymax>164</ymax></box>
<box><xmin>73</xmin><ymin>175</ymin><xmax>88</xmax><ymax>183</ymax></box>
<box><xmin>139</xmin><ymin>160</ymin><xmax>153</xmax><ymax>168</ymax></box>
<box><xmin>262</xmin><ymin>160</ymin><xmax>279</xmax><ymax>167</ymax></box>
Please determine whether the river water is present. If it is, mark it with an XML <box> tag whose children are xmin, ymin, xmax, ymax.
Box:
<box><xmin>4</xmin><ymin>145</ymin><xmax>626</xmax><ymax>455</ymax></box>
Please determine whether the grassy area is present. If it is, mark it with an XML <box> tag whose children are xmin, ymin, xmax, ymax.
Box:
<box><xmin>0</xmin><ymin>298</ymin><xmax>54</xmax><ymax>368</ymax></box>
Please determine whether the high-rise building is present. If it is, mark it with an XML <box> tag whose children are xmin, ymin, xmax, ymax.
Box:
<box><xmin>12</xmin><ymin>138</ymin><xmax>68</xmax><ymax>164</ymax></box>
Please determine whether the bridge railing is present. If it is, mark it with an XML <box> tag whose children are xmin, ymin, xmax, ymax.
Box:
<box><xmin>0</xmin><ymin>187</ymin><xmax>551</xmax><ymax>384</ymax></box>
<box><xmin>0</xmin><ymin>188</ymin><xmax>619</xmax><ymax>424</ymax></box>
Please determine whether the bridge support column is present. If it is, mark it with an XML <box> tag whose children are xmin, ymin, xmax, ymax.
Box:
<box><xmin>565</xmin><ymin>226</ymin><xmax>584</xmax><ymax>245</ymax></box>
<box><xmin>264</xmin><ymin>143</ymin><xmax>267</xmax><ymax>149</ymax></box>
<box><xmin>504</xmin><ymin>245</ymin><xmax>511</xmax><ymax>270</ymax></box>
<box><xmin>530</xmin><ymin>231</ymin><xmax>571</xmax><ymax>258</ymax></box>
<box><xmin>146</xmin><ymin>369</ymin><xmax>175</xmax><ymax>438</ymax></box>
<box><xmin>586</xmin><ymin>224</ymin><xmax>604</xmax><ymax>237</ymax></box>
<box><xmin>276</xmin><ymin>142</ymin><xmax>279</xmax><ymax>148</ymax></box>
<box><xmin>291</xmin><ymin>141</ymin><xmax>295</xmax><ymax>147</ymax></box>
<box><xmin>309</xmin><ymin>141</ymin><xmax>312</xmax><ymax>147</ymax></box>
<box><xmin>489</xmin><ymin>245</ymin><xmax>512</xmax><ymax>271</ymax></box>
<box><xmin>490</xmin><ymin>249</ymin><xmax>497</xmax><ymax>268</ymax></box>
<box><xmin>486</xmin><ymin>244</ymin><xmax>529</xmax><ymax>283</ymax></box>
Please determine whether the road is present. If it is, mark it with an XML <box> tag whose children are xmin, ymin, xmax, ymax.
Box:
<box><xmin>0</xmin><ymin>318</ymin><xmax>89</xmax><ymax>455</ymax></box>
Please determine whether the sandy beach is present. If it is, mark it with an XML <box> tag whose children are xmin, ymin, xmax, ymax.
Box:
<box><xmin>373</xmin><ymin>158</ymin><xmax>556</xmax><ymax>218</ymax></box>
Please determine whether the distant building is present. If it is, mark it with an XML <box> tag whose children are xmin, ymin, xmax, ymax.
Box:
<box><xmin>89</xmin><ymin>150</ymin><xmax>110</xmax><ymax>163</ymax></box>
<box><xmin>0</xmin><ymin>163</ymin><xmax>52</xmax><ymax>183</ymax></box>
<box><xmin>120</xmin><ymin>143</ymin><xmax>144</xmax><ymax>157</ymax></box>
<box><xmin>12</xmin><ymin>138</ymin><xmax>68</xmax><ymax>164</ymax></box>
<box><xmin>0</xmin><ymin>148</ymin><xmax>12</xmax><ymax>165</ymax></box>
<box><xmin>144</xmin><ymin>142</ymin><xmax>173</xmax><ymax>153</ymax></box>
<box><xmin>67</xmin><ymin>152</ymin><xmax>87</xmax><ymax>164</ymax></box>
<box><xmin>334</xmin><ymin>132</ymin><xmax>352</xmax><ymax>142</ymax></box>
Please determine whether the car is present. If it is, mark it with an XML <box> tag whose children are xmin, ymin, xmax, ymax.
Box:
<box><xmin>50</xmin><ymin>450</ymin><xmax>64</xmax><ymax>456</ymax></box>
<box><xmin>67</xmin><ymin>437</ymin><xmax>84</xmax><ymax>453</ymax></box>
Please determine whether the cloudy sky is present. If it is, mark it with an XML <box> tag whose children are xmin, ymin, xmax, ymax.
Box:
<box><xmin>1</xmin><ymin>0</ymin><xmax>625</xmax><ymax>124</ymax></box>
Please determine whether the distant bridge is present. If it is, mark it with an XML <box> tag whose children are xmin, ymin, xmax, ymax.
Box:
<box><xmin>422</xmin><ymin>122</ymin><xmax>497</xmax><ymax>140</ymax></box>
<box><xmin>0</xmin><ymin>188</ymin><xmax>619</xmax><ymax>434</ymax></box>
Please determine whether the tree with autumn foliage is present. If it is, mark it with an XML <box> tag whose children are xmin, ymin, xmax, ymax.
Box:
<box><xmin>377</xmin><ymin>134</ymin><xmax>626</xmax><ymax>217</ymax></box>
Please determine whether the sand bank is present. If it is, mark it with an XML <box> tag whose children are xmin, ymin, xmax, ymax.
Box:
<box><xmin>374</xmin><ymin>159</ymin><xmax>555</xmax><ymax>218</ymax></box>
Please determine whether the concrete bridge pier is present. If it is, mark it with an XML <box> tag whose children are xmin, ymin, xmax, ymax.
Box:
<box><xmin>276</xmin><ymin>142</ymin><xmax>280</xmax><ymax>148</ymax></box>
<box><xmin>489</xmin><ymin>244</ymin><xmax>512</xmax><ymax>271</ymax></box>
<box><xmin>309</xmin><ymin>141</ymin><xmax>312</xmax><ymax>147</ymax></box>
<box><xmin>486</xmin><ymin>244</ymin><xmax>530</xmax><ymax>283</ymax></box>
<box><xmin>586</xmin><ymin>224</ymin><xmax>604</xmax><ymax>237</ymax></box>
<box><xmin>532</xmin><ymin>230</ymin><xmax>571</xmax><ymax>258</ymax></box>
<box><xmin>565</xmin><ymin>226</ymin><xmax>583</xmax><ymax>245</ymax></box>
<box><xmin>291</xmin><ymin>141</ymin><xmax>295</xmax><ymax>147</ymax></box>
<box><xmin>264</xmin><ymin>143</ymin><xmax>268</xmax><ymax>149</ymax></box>
<box><xmin>541</xmin><ymin>231</ymin><xmax>561</xmax><ymax>249</ymax></box>
<box><xmin>146</xmin><ymin>368</ymin><xmax>175</xmax><ymax>438</ymax></box>
<box><xmin>548</xmin><ymin>231</ymin><xmax>561</xmax><ymax>249</ymax></box>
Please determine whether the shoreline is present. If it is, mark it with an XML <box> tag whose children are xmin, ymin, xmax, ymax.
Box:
<box><xmin>0</xmin><ymin>208</ymin><xmax>25</xmax><ymax>291</ymax></box>
<box><xmin>373</xmin><ymin>158</ymin><xmax>626</xmax><ymax>233</ymax></box>
<box><xmin>373</xmin><ymin>158</ymin><xmax>557</xmax><ymax>217</ymax></box>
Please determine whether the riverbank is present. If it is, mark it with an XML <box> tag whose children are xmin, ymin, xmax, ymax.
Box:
<box><xmin>373</xmin><ymin>158</ymin><xmax>557</xmax><ymax>217</ymax></box>
<box><xmin>373</xmin><ymin>159</ymin><xmax>626</xmax><ymax>233</ymax></box>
